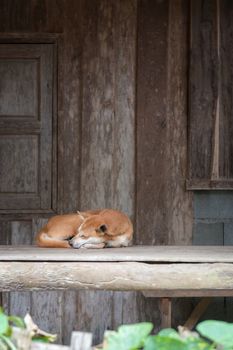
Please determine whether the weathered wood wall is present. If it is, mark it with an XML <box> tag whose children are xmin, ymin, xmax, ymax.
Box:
<box><xmin>0</xmin><ymin>0</ymin><xmax>193</xmax><ymax>344</ymax></box>
<box><xmin>188</xmin><ymin>0</ymin><xmax>233</xmax><ymax>190</ymax></box>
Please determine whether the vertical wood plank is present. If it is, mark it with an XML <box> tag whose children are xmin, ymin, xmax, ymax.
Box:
<box><xmin>58</xmin><ymin>0</ymin><xmax>84</xmax><ymax>343</ymax></box>
<box><xmin>81</xmin><ymin>0</ymin><xmax>115</xmax><ymax>210</ymax></box>
<box><xmin>0</xmin><ymin>221</ymin><xmax>10</xmax><ymax>310</ymax></box>
<box><xmin>79</xmin><ymin>1</ymin><xmax>118</xmax><ymax>342</ymax></box>
<box><xmin>136</xmin><ymin>0</ymin><xmax>170</xmax><ymax>245</ymax></box>
<box><xmin>167</xmin><ymin>0</ymin><xmax>193</xmax><ymax>245</ymax></box>
<box><xmin>9</xmin><ymin>221</ymin><xmax>32</xmax><ymax>317</ymax></box>
<box><xmin>136</xmin><ymin>0</ymin><xmax>170</xmax><ymax>329</ymax></box>
<box><xmin>32</xmin><ymin>218</ymin><xmax>63</xmax><ymax>344</ymax></box>
<box><xmin>57</xmin><ymin>0</ymin><xmax>83</xmax><ymax>214</ymax></box>
<box><xmin>80</xmin><ymin>0</ymin><xmax>136</xmax><ymax>343</ymax></box>
<box><xmin>0</xmin><ymin>0</ymin><xmax>64</xmax><ymax>33</ymax></box>
<box><xmin>189</xmin><ymin>0</ymin><xmax>218</xmax><ymax>181</ymax></box>
<box><xmin>136</xmin><ymin>0</ymin><xmax>192</xmax><ymax>331</ymax></box>
<box><xmin>75</xmin><ymin>290</ymin><xmax>113</xmax><ymax>345</ymax></box>
<box><xmin>219</xmin><ymin>0</ymin><xmax>233</xmax><ymax>179</ymax></box>
<box><xmin>159</xmin><ymin>298</ymin><xmax>172</xmax><ymax>329</ymax></box>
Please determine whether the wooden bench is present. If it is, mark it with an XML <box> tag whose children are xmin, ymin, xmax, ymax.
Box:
<box><xmin>0</xmin><ymin>245</ymin><xmax>233</xmax><ymax>329</ymax></box>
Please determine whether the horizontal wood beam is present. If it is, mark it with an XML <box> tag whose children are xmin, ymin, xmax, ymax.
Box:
<box><xmin>0</xmin><ymin>262</ymin><xmax>233</xmax><ymax>296</ymax></box>
<box><xmin>0</xmin><ymin>246</ymin><xmax>233</xmax><ymax>262</ymax></box>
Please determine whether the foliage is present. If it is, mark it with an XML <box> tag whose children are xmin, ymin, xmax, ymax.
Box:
<box><xmin>104</xmin><ymin>320</ymin><xmax>233</xmax><ymax>350</ymax></box>
<box><xmin>0</xmin><ymin>308</ymin><xmax>56</xmax><ymax>350</ymax></box>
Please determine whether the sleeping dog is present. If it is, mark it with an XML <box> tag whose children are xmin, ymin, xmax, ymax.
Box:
<box><xmin>35</xmin><ymin>209</ymin><xmax>133</xmax><ymax>249</ymax></box>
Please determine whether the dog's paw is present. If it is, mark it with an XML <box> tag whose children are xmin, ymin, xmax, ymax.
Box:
<box><xmin>81</xmin><ymin>243</ymin><xmax>105</xmax><ymax>249</ymax></box>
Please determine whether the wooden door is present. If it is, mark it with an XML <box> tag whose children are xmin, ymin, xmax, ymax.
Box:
<box><xmin>0</xmin><ymin>42</ymin><xmax>60</xmax><ymax>339</ymax></box>
<box><xmin>0</xmin><ymin>43</ymin><xmax>54</xmax><ymax>211</ymax></box>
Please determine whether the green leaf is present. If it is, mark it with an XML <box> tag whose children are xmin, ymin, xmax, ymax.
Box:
<box><xmin>0</xmin><ymin>313</ymin><xmax>9</xmax><ymax>335</ymax></box>
<box><xmin>144</xmin><ymin>335</ymin><xmax>187</xmax><ymax>350</ymax></box>
<box><xmin>32</xmin><ymin>335</ymin><xmax>57</xmax><ymax>343</ymax></box>
<box><xmin>0</xmin><ymin>335</ymin><xmax>17</xmax><ymax>350</ymax></box>
<box><xmin>184</xmin><ymin>338</ymin><xmax>214</xmax><ymax>350</ymax></box>
<box><xmin>8</xmin><ymin>316</ymin><xmax>25</xmax><ymax>329</ymax></box>
<box><xmin>0</xmin><ymin>339</ymin><xmax>7</xmax><ymax>350</ymax></box>
<box><xmin>158</xmin><ymin>328</ymin><xmax>181</xmax><ymax>340</ymax></box>
<box><xmin>197</xmin><ymin>321</ymin><xmax>233</xmax><ymax>348</ymax></box>
<box><xmin>105</xmin><ymin>322</ymin><xmax>153</xmax><ymax>350</ymax></box>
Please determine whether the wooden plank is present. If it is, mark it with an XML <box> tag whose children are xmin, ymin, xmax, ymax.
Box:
<box><xmin>57</xmin><ymin>0</ymin><xmax>83</xmax><ymax>214</ymax></box>
<box><xmin>0</xmin><ymin>0</ymin><xmax>64</xmax><ymax>33</ymax></box>
<box><xmin>70</xmin><ymin>332</ymin><xmax>92</xmax><ymax>350</ymax></box>
<box><xmin>219</xmin><ymin>0</ymin><xmax>233</xmax><ymax>179</ymax></box>
<box><xmin>167</xmin><ymin>0</ymin><xmax>193</xmax><ymax>244</ymax></box>
<box><xmin>79</xmin><ymin>0</ymin><xmax>117</xmax><ymax>341</ymax></box>
<box><xmin>0</xmin><ymin>262</ymin><xmax>233</xmax><ymax>296</ymax></box>
<box><xmin>0</xmin><ymin>221</ymin><xmax>10</xmax><ymax>310</ymax></box>
<box><xmin>159</xmin><ymin>298</ymin><xmax>171</xmax><ymax>329</ymax></box>
<box><xmin>8</xmin><ymin>221</ymin><xmax>32</xmax><ymax>318</ymax></box>
<box><xmin>189</xmin><ymin>0</ymin><xmax>218</xmax><ymax>182</ymax></box>
<box><xmin>0</xmin><ymin>246</ymin><xmax>233</xmax><ymax>263</ymax></box>
<box><xmin>75</xmin><ymin>290</ymin><xmax>113</xmax><ymax>345</ymax></box>
<box><xmin>79</xmin><ymin>0</ymin><xmax>136</xmax><ymax>343</ymax></box>
<box><xmin>136</xmin><ymin>0</ymin><xmax>169</xmax><ymax>245</ymax></box>
<box><xmin>31</xmin><ymin>219</ymin><xmax>63</xmax><ymax>344</ymax></box>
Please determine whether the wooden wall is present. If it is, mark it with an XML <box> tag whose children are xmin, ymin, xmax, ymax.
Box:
<box><xmin>188</xmin><ymin>0</ymin><xmax>233</xmax><ymax>190</ymax></box>
<box><xmin>0</xmin><ymin>0</ymin><xmax>193</xmax><ymax>344</ymax></box>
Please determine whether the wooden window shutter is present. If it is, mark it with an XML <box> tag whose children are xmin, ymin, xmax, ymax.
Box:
<box><xmin>187</xmin><ymin>0</ymin><xmax>233</xmax><ymax>190</ymax></box>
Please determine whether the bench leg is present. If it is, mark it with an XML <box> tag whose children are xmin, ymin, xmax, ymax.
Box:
<box><xmin>159</xmin><ymin>298</ymin><xmax>172</xmax><ymax>329</ymax></box>
<box><xmin>184</xmin><ymin>297</ymin><xmax>212</xmax><ymax>330</ymax></box>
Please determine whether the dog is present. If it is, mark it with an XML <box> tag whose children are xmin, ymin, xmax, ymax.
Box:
<box><xmin>35</xmin><ymin>209</ymin><xmax>133</xmax><ymax>249</ymax></box>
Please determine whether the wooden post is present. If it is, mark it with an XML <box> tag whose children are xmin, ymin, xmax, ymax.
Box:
<box><xmin>70</xmin><ymin>332</ymin><xmax>92</xmax><ymax>350</ymax></box>
<box><xmin>159</xmin><ymin>298</ymin><xmax>172</xmax><ymax>329</ymax></box>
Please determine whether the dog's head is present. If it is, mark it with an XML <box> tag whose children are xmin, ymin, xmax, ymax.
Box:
<box><xmin>69</xmin><ymin>214</ymin><xmax>108</xmax><ymax>249</ymax></box>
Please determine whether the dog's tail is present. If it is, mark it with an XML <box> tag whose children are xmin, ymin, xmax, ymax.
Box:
<box><xmin>36</xmin><ymin>231</ymin><xmax>71</xmax><ymax>248</ymax></box>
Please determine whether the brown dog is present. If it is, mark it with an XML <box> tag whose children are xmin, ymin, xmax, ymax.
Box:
<box><xmin>35</xmin><ymin>209</ymin><xmax>133</xmax><ymax>249</ymax></box>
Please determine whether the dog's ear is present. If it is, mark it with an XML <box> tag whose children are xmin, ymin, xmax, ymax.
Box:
<box><xmin>77</xmin><ymin>211</ymin><xmax>85</xmax><ymax>221</ymax></box>
<box><xmin>97</xmin><ymin>224</ymin><xmax>107</xmax><ymax>234</ymax></box>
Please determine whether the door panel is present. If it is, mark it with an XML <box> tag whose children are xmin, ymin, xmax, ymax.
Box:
<box><xmin>0</xmin><ymin>44</ymin><xmax>54</xmax><ymax>211</ymax></box>
<box><xmin>0</xmin><ymin>59</ymin><xmax>38</xmax><ymax>117</ymax></box>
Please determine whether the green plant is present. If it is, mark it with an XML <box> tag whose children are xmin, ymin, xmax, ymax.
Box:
<box><xmin>0</xmin><ymin>308</ymin><xmax>56</xmax><ymax>350</ymax></box>
<box><xmin>104</xmin><ymin>320</ymin><xmax>233</xmax><ymax>350</ymax></box>
<box><xmin>0</xmin><ymin>307</ymin><xmax>24</xmax><ymax>350</ymax></box>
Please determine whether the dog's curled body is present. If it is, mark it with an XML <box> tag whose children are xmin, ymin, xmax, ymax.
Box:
<box><xmin>35</xmin><ymin>209</ymin><xmax>133</xmax><ymax>249</ymax></box>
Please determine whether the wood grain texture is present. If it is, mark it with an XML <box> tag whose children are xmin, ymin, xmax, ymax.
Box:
<box><xmin>0</xmin><ymin>0</ymin><xmax>64</xmax><ymax>33</ymax></box>
<box><xmin>57</xmin><ymin>0</ymin><xmax>82</xmax><ymax>214</ymax></box>
<box><xmin>0</xmin><ymin>221</ymin><xmax>10</xmax><ymax>309</ymax></box>
<box><xmin>8</xmin><ymin>222</ymin><xmax>32</xmax><ymax>318</ymax></box>
<box><xmin>0</xmin><ymin>0</ymin><xmax>195</xmax><ymax>342</ymax></box>
<box><xmin>189</xmin><ymin>0</ymin><xmax>218</xmax><ymax>181</ymax></box>
<box><xmin>0</xmin><ymin>261</ymin><xmax>233</xmax><ymax>296</ymax></box>
<box><xmin>1</xmin><ymin>245</ymin><xmax>233</xmax><ymax>262</ymax></box>
<box><xmin>31</xmin><ymin>219</ymin><xmax>63</xmax><ymax>344</ymax></box>
<box><xmin>159</xmin><ymin>298</ymin><xmax>171</xmax><ymax>328</ymax></box>
<box><xmin>167</xmin><ymin>0</ymin><xmax>193</xmax><ymax>245</ymax></box>
<box><xmin>81</xmin><ymin>0</ymin><xmax>136</xmax><ymax>214</ymax></box>
<box><xmin>219</xmin><ymin>0</ymin><xmax>233</xmax><ymax>179</ymax></box>
<box><xmin>79</xmin><ymin>0</ymin><xmax>136</xmax><ymax>343</ymax></box>
<box><xmin>188</xmin><ymin>0</ymin><xmax>233</xmax><ymax>188</ymax></box>
<box><xmin>0</xmin><ymin>44</ymin><xmax>54</xmax><ymax>211</ymax></box>
<box><xmin>136</xmin><ymin>0</ymin><xmax>192</xmax><ymax>245</ymax></box>
<box><xmin>136</xmin><ymin>0</ymin><xmax>169</xmax><ymax>245</ymax></box>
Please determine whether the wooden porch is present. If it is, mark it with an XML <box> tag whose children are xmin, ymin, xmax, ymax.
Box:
<box><xmin>1</xmin><ymin>245</ymin><xmax>233</xmax><ymax>329</ymax></box>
